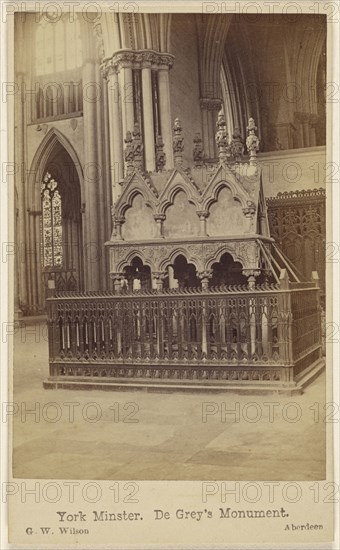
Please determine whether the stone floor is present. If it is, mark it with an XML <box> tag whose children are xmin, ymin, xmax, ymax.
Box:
<box><xmin>12</xmin><ymin>320</ymin><xmax>326</xmax><ymax>480</ymax></box>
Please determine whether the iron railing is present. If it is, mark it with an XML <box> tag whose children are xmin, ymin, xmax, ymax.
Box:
<box><xmin>46</xmin><ymin>279</ymin><xmax>322</xmax><ymax>384</ymax></box>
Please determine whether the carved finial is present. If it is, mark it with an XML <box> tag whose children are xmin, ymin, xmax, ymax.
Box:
<box><xmin>193</xmin><ymin>132</ymin><xmax>203</xmax><ymax>167</ymax></box>
<box><xmin>173</xmin><ymin>118</ymin><xmax>184</xmax><ymax>165</ymax></box>
<box><xmin>215</xmin><ymin>110</ymin><xmax>230</xmax><ymax>162</ymax></box>
<box><xmin>124</xmin><ymin>131</ymin><xmax>134</xmax><ymax>176</ymax></box>
<box><xmin>155</xmin><ymin>135</ymin><xmax>166</xmax><ymax>172</ymax></box>
<box><xmin>132</xmin><ymin>122</ymin><xmax>143</xmax><ymax>171</ymax></box>
<box><xmin>246</xmin><ymin>117</ymin><xmax>260</xmax><ymax>165</ymax></box>
<box><xmin>230</xmin><ymin>127</ymin><xmax>244</xmax><ymax>162</ymax></box>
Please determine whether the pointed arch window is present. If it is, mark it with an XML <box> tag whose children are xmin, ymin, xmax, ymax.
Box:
<box><xmin>41</xmin><ymin>172</ymin><xmax>63</xmax><ymax>267</ymax></box>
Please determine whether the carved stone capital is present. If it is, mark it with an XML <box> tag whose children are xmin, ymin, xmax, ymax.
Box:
<box><xmin>153</xmin><ymin>214</ymin><xmax>166</xmax><ymax>222</ymax></box>
<box><xmin>242</xmin><ymin>269</ymin><xmax>261</xmax><ymax>289</ymax></box>
<box><xmin>102</xmin><ymin>49</ymin><xmax>175</xmax><ymax>76</ymax></box>
<box><xmin>197</xmin><ymin>270</ymin><xmax>213</xmax><ymax>279</ymax></box>
<box><xmin>197</xmin><ymin>210</ymin><xmax>209</xmax><ymax>220</ymax></box>
<box><xmin>114</xmin><ymin>216</ymin><xmax>125</xmax><ymax>226</ymax></box>
<box><xmin>197</xmin><ymin>269</ymin><xmax>213</xmax><ymax>290</ymax></box>
<box><xmin>242</xmin><ymin>201</ymin><xmax>256</xmax><ymax>218</ymax></box>
<box><xmin>153</xmin><ymin>271</ymin><xmax>167</xmax><ymax>280</ymax></box>
<box><xmin>200</xmin><ymin>98</ymin><xmax>222</xmax><ymax>111</ymax></box>
<box><xmin>100</xmin><ymin>58</ymin><xmax>119</xmax><ymax>79</ymax></box>
<box><xmin>242</xmin><ymin>269</ymin><xmax>261</xmax><ymax>278</ymax></box>
<box><xmin>110</xmin><ymin>272</ymin><xmax>124</xmax><ymax>282</ymax></box>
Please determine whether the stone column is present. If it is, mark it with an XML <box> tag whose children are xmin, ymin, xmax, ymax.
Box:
<box><xmin>301</xmin><ymin>113</ymin><xmax>310</xmax><ymax>148</ymax></box>
<box><xmin>15</xmin><ymin>69</ymin><xmax>28</xmax><ymax>313</ymax></box>
<box><xmin>114</xmin><ymin>217</ymin><xmax>125</xmax><ymax>240</ymax></box>
<box><xmin>201</xmin><ymin>107</ymin><xmax>209</xmax><ymax>160</ymax></box>
<box><xmin>105</xmin><ymin>66</ymin><xmax>124</xmax><ymax>200</ymax></box>
<box><xmin>200</xmin><ymin>98</ymin><xmax>221</xmax><ymax>160</ymax></box>
<box><xmin>309</xmin><ymin>114</ymin><xmax>319</xmax><ymax>147</ymax></box>
<box><xmin>14</xmin><ymin>210</ymin><xmax>22</xmax><ymax>318</ymax></box>
<box><xmin>82</xmin><ymin>57</ymin><xmax>100</xmax><ymax>290</ymax></box>
<box><xmin>295</xmin><ymin>112</ymin><xmax>311</xmax><ymax>148</ymax></box>
<box><xmin>141</xmin><ymin>62</ymin><xmax>156</xmax><ymax>171</ymax></box>
<box><xmin>111</xmin><ymin>272</ymin><xmax>124</xmax><ymax>294</ymax></box>
<box><xmin>34</xmin><ymin>212</ymin><xmax>43</xmax><ymax>308</ymax></box>
<box><xmin>260</xmin><ymin>213</ymin><xmax>267</xmax><ymax>236</ymax></box>
<box><xmin>168</xmin><ymin>266</ymin><xmax>178</xmax><ymax>289</ymax></box>
<box><xmin>153</xmin><ymin>271</ymin><xmax>166</xmax><ymax>291</ymax></box>
<box><xmin>242</xmin><ymin>269</ymin><xmax>261</xmax><ymax>289</ymax></box>
<box><xmin>158</xmin><ymin>63</ymin><xmax>174</xmax><ymax>168</ymax></box>
<box><xmin>153</xmin><ymin>214</ymin><xmax>165</xmax><ymax>238</ymax></box>
<box><xmin>28</xmin><ymin>210</ymin><xmax>38</xmax><ymax>311</ymax></box>
<box><xmin>198</xmin><ymin>270</ymin><xmax>212</xmax><ymax>291</ymax></box>
<box><xmin>119</xmin><ymin>62</ymin><xmax>134</xmax><ymax>142</ymax></box>
<box><xmin>197</xmin><ymin>211</ymin><xmax>209</xmax><ymax>237</ymax></box>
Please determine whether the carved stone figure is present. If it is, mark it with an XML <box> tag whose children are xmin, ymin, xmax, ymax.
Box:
<box><xmin>215</xmin><ymin>110</ymin><xmax>230</xmax><ymax>161</ymax></box>
<box><xmin>155</xmin><ymin>135</ymin><xmax>166</xmax><ymax>171</ymax></box>
<box><xmin>193</xmin><ymin>132</ymin><xmax>203</xmax><ymax>167</ymax></box>
<box><xmin>230</xmin><ymin>127</ymin><xmax>244</xmax><ymax>161</ymax></box>
<box><xmin>246</xmin><ymin>117</ymin><xmax>260</xmax><ymax>164</ymax></box>
<box><xmin>132</xmin><ymin>122</ymin><xmax>143</xmax><ymax>171</ymax></box>
<box><xmin>173</xmin><ymin>118</ymin><xmax>184</xmax><ymax>165</ymax></box>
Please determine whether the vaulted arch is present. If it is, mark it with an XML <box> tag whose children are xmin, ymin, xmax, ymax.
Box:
<box><xmin>27</xmin><ymin>127</ymin><xmax>84</xmax><ymax>306</ymax></box>
<box><xmin>28</xmin><ymin>128</ymin><xmax>83</xmax><ymax>211</ymax></box>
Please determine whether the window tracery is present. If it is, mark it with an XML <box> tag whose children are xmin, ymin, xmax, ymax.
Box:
<box><xmin>40</xmin><ymin>172</ymin><xmax>63</xmax><ymax>268</ymax></box>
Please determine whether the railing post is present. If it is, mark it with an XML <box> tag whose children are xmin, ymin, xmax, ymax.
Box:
<box><xmin>201</xmin><ymin>299</ymin><xmax>207</xmax><ymax>358</ymax></box>
<box><xmin>249</xmin><ymin>297</ymin><xmax>256</xmax><ymax>357</ymax></box>
<box><xmin>279</xmin><ymin>269</ymin><xmax>293</xmax><ymax>366</ymax></box>
<box><xmin>46</xmin><ymin>297</ymin><xmax>55</xmax><ymax>373</ymax></box>
<box><xmin>312</xmin><ymin>271</ymin><xmax>322</xmax><ymax>357</ymax></box>
<box><xmin>197</xmin><ymin>272</ymin><xmax>212</xmax><ymax>359</ymax></box>
<box><xmin>261</xmin><ymin>296</ymin><xmax>269</xmax><ymax>357</ymax></box>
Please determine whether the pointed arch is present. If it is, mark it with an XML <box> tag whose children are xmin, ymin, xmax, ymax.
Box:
<box><xmin>201</xmin><ymin>164</ymin><xmax>251</xmax><ymax>212</ymax></box>
<box><xmin>114</xmin><ymin>173</ymin><xmax>158</xmax><ymax>219</ymax></box>
<box><xmin>203</xmin><ymin>181</ymin><xmax>246</xmax><ymax>213</ymax></box>
<box><xmin>158</xmin><ymin>169</ymin><xmax>201</xmax><ymax>215</ymax></box>
<box><xmin>159</xmin><ymin>247</ymin><xmax>203</xmax><ymax>272</ymax></box>
<box><xmin>28</xmin><ymin>128</ymin><xmax>83</xmax><ymax>211</ymax></box>
<box><xmin>116</xmin><ymin>250</ymin><xmax>155</xmax><ymax>273</ymax></box>
<box><xmin>205</xmin><ymin>245</ymin><xmax>247</xmax><ymax>271</ymax></box>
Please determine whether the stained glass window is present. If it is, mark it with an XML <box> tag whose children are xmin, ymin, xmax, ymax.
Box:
<box><xmin>41</xmin><ymin>172</ymin><xmax>63</xmax><ymax>268</ymax></box>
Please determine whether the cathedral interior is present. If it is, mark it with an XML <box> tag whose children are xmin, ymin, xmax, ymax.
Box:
<box><xmin>14</xmin><ymin>11</ymin><xmax>327</xmax><ymax>393</ymax></box>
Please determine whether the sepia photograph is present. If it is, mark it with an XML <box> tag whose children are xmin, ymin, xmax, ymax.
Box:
<box><xmin>11</xmin><ymin>6</ymin><xmax>329</xmax><ymax>486</ymax></box>
<box><xmin>3</xmin><ymin>1</ymin><xmax>340</xmax><ymax>546</ymax></box>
